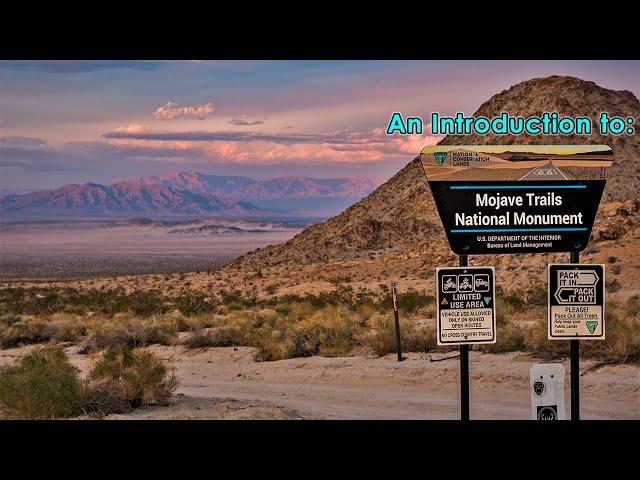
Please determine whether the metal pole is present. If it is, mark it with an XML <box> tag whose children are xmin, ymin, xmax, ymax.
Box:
<box><xmin>570</xmin><ymin>251</ymin><xmax>580</xmax><ymax>421</ymax></box>
<box><xmin>391</xmin><ymin>281</ymin><xmax>403</xmax><ymax>362</ymax></box>
<box><xmin>459</xmin><ymin>254</ymin><xmax>469</xmax><ymax>421</ymax></box>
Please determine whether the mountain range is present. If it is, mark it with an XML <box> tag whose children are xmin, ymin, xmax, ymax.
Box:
<box><xmin>0</xmin><ymin>173</ymin><xmax>378</xmax><ymax>220</ymax></box>
<box><xmin>139</xmin><ymin>172</ymin><xmax>376</xmax><ymax>200</ymax></box>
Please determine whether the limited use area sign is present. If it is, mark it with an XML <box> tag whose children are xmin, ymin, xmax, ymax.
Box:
<box><xmin>548</xmin><ymin>264</ymin><xmax>605</xmax><ymax>339</ymax></box>
<box><xmin>436</xmin><ymin>266</ymin><xmax>496</xmax><ymax>345</ymax></box>
<box><xmin>420</xmin><ymin>145</ymin><xmax>614</xmax><ymax>255</ymax></box>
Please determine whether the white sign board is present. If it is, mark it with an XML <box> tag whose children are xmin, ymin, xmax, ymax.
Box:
<box><xmin>548</xmin><ymin>264</ymin><xmax>605</xmax><ymax>339</ymax></box>
<box><xmin>530</xmin><ymin>363</ymin><xmax>566</xmax><ymax>420</ymax></box>
<box><xmin>436</xmin><ymin>266</ymin><xmax>496</xmax><ymax>345</ymax></box>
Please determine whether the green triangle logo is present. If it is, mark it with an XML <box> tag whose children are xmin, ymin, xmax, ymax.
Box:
<box><xmin>484</xmin><ymin>297</ymin><xmax>492</xmax><ymax>306</ymax></box>
<box><xmin>434</xmin><ymin>152</ymin><xmax>448</xmax><ymax>166</ymax></box>
<box><xmin>586</xmin><ymin>320</ymin><xmax>598</xmax><ymax>334</ymax></box>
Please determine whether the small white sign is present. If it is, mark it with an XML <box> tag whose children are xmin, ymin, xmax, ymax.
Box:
<box><xmin>530</xmin><ymin>363</ymin><xmax>566</xmax><ymax>420</ymax></box>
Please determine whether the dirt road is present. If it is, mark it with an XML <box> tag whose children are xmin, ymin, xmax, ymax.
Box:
<box><xmin>1</xmin><ymin>344</ymin><xmax>637</xmax><ymax>419</ymax></box>
<box><xmin>123</xmin><ymin>346</ymin><xmax>640</xmax><ymax>420</ymax></box>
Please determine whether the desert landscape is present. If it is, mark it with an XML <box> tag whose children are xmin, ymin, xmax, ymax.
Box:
<box><xmin>1</xmin><ymin>75</ymin><xmax>639</xmax><ymax>420</ymax></box>
<box><xmin>0</xmin><ymin>219</ymin><xmax>303</xmax><ymax>281</ymax></box>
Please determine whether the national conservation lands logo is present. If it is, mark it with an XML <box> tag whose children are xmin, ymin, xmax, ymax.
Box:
<box><xmin>434</xmin><ymin>152</ymin><xmax>447</xmax><ymax>166</ymax></box>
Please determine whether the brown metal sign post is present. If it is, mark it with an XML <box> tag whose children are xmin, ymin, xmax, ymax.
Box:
<box><xmin>391</xmin><ymin>281</ymin><xmax>403</xmax><ymax>362</ymax></box>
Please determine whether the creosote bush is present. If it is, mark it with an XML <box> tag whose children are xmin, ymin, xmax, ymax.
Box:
<box><xmin>0</xmin><ymin>344</ymin><xmax>180</xmax><ymax>419</ymax></box>
<box><xmin>87</xmin><ymin>345</ymin><xmax>178</xmax><ymax>415</ymax></box>
<box><xmin>365</xmin><ymin>315</ymin><xmax>435</xmax><ymax>356</ymax></box>
<box><xmin>0</xmin><ymin>347</ymin><xmax>88</xmax><ymax>419</ymax></box>
<box><xmin>86</xmin><ymin>314</ymin><xmax>179</xmax><ymax>351</ymax></box>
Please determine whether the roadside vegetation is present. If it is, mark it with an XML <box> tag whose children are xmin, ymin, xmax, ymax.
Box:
<box><xmin>0</xmin><ymin>281</ymin><xmax>638</xmax><ymax>376</ymax></box>
<box><xmin>0</xmin><ymin>345</ymin><xmax>177</xmax><ymax>419</ymax></box>
<box><xmin>0</xmin><ymin>280</ymin><xmax>638</xmax><ymax>418</ymax></box>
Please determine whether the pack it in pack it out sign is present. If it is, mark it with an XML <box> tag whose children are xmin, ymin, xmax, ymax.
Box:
<box><xmin>436</xmin><ymin>266</ymin><xmax>496</xmax><ymax>346</ymax></box>
<box><xmin>548</xmin><ymin>264</ymin><xmax>605</xmax><ymax>340</ymax></box>
<box><xmin>420</xmin><ymin>145</ymin><xmax>614</xmax><ymax>255</ymax></box>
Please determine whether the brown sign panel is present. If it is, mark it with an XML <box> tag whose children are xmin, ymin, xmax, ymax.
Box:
<box><xmin>420</xmin><ymin>145</ymin><xmax>614</xmax><ymax>255</ymax></box>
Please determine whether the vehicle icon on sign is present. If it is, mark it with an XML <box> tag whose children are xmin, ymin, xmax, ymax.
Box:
<box><xmin>442</xmin><ymin>275</ymin><xmax>457</xmax><ymax>292</ymax></box>
<box><xmin>458</xmin><ymin>274</ymin><xmax>473</xmax><ymax>292</ymax></box>
<box><xmin>474</xmin><ymin>274</ymin><xmax>490</xmax><ymax>292</ymax></box>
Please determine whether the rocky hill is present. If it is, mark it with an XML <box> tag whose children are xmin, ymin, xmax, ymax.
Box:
<box><xmin>218</xmin><ymin>76</ymin><xmax>640</xmax><ymax>294</ymax></box>
<box><xmin>440</xmin><ymin>75</ymin><xmax>640</xmax><ymax>202</ymax></box>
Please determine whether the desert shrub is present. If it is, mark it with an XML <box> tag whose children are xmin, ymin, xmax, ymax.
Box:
<box><xmin>581</xmin><ymin>306</ymin><xmax>640</xmax><ymax>363</ymax></box>
<box><xmin>183</xmin><ymin>330</ymin><xmax>219</xmax><ymax>349</ymax></box>
<box><xmin>253</xmin><ymin>328</ymin><xmax>288</xmax><ymax>362</ymax></box>
<box><xmin>50</xmin><ymin>314</ymin><xmax>88</xmax><ymax>343</ymax></box>
<box><xmin>174</xmin><ymin>291</ymin><xmax>216</xmax><ymax>316</ymax></box>
<box><xmin>0</xmin><ymin>320</ymin><xmax>56</xmax><ymax>349</ymax></box>
<box><xmin>292</xmin><ymin>307</ymin><xmax>359</xmax><ymax>357</ymax></box>
<box><xmin>183</xmin><ymin>309</ymin><xmax>266</xmax><ymax>349</ymax></box>
<box><xmin>0</xmin><ymin>314</ymin><xmax>21</xmax><ymax>327</ymax></box>
<box><xmin>0</xmin><ymin>347</ymin><xmax>88</xmax><ymax>419</ymax></box>
<box><xmin>365</xmin><ymin>315</ymin><xmax>436</xmax><ymax>356</ymax></box>
<box><xmin>523</xmin><ymin>319</ymin><xmax>569</xmax><ymax>359</ymax></box>
<box><xmin>377</xmin><ymin>290</ymin><xmax>434</xmax><ymax>315</ymax></box>
<box><xmin>353</xmin><ymin>303</ymin><xmax>377</xmax><ymax>326</ymax></box>
<box><xmin>405</xmin><ymin>325</ymin><xmax>437</xmax><ymax>352</ymax></box>
<box><xmin>280</xmin><ymin>301</ymin><xmax>315</xmax><ymax>322</ymax></box>
<box><xmin>624</xmin><ymin>295</ymin><xmax>640</xmax><ymax>317</ymax></box>
<box><xmin>480</xmin><ymin>322</ymin><xmax>526</xmax><ymax>354</ymax></box>
<box><xmin>497</xmin><ymin>278</ymin><xmax>547</xmax><ymax>314</ymax></box>
<box><xmin>86</xmin><ymin>315</ymin><xmax>178</xmax><ymax>351</ymax></box>
<box><xmin>0</xmin><ymin>287</ymin><xmax>175</xmax><ymax>317</ymax></box>
<box><xmin>285</xmin><ymin>330</ymin><xmax>316</xmax><ymax>358</ymax></box>
<box><xmin>226</xmin><ymin>302</ymin><xmax>243</xmax><ymax>312</ymax></box>
<box><xmin>179</xmin><ymin>313</ymin><xmax>217</xmax><ymax>332</ymax></box>
<box><xmin>88</xmin><ymin>345</ymin><xmax>178</xmax><ymax>413</ymax></box>
<box><xmin>365</xmin><ymin>316</ymin><xmax>397</xmax><ymax>356</ymax></box>
<box><xmin>606</xmin><ymin>279</ymin><xmax>622</xmax><ymax>293</ymax></box>
<box><xmin>398</xmin><ymin>290</ymin><xmax>435</xmax><ymax>314</ymax></box>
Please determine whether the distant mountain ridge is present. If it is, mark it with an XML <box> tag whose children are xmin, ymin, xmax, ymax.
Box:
<box><xmin>0</xmin><ymin>172</ymin><xmax>377</xmax><ymax>219</ymax></box>
<box><xmin>0</xmin><ymin>180</ymin><xmax>258</xmax><ymax>219</ymax></box>
<box><xmin>139</xmin><ymin>171</ymin><xmax>377</xmax><ymax>199</ymax></box>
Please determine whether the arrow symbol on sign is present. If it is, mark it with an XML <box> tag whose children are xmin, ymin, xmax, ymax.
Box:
<box><xmin>554</xmin><ymin>286</ymin><xmax>596</xmax><ymax>304</ymax></box>
<box><xmin>484</xmin><ymin>297</ymin><xmax>491</xmax><ymax>305</ymax></box>
<box><xmin>574</xmin><ymin>271</ymin><xmax>599</xmax><ymax>286</ymax></box>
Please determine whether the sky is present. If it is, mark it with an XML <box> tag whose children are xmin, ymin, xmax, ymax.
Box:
<box><xmin>1</xmin><ymin>60</ymin><xmax>639</xmax><ymax>191</ymax></box>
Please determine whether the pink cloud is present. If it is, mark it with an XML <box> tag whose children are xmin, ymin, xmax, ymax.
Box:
<box><xmin>103</xmin><ymin>126</ymin><xmax>442</xmax><ymax>165</ymax></box>
<box><xmin>114</xmin><ymin>124</ymin><xmax>150</xmax><ymax>133</ymax></box>
<box><xmin>153</xmin><ymin>101</ymin><xmax>215</xmax><ymax>120</ymax></box>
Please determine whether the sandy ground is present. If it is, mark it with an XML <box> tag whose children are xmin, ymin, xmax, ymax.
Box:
<box><xmin>1</xmin><ymin>343</ymin><xmax>637</xmax><ymax>420</ymax></box>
